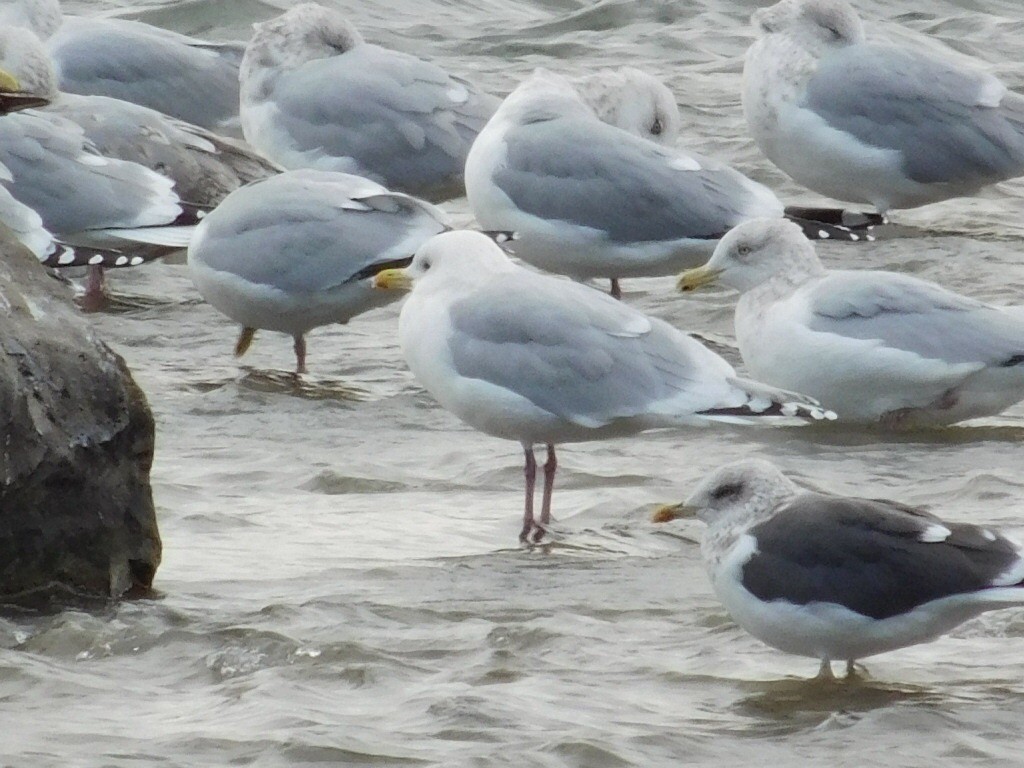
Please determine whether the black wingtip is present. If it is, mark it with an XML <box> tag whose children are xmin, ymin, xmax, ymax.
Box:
<box><xmin>170</xmin><ymin>202</ymin><xmax>212</xmax><ymax>227</ymax></box>
<box><xmin>784</xmin><ymin>206</ymin><xmax>888</xmax><ymax>229</ymax></box>
<box><xmin>481</xmin><ymin>230</ymin><xmax>519</xmax><ymax>245</ymax></box>
<box><xmin>39</xmin><ymin>243</ymin><xmax>158</xmax><ymax>269</ymax></box>
<box><xmin>785</xmin><ymin>214</ymin><xmax>877</xmax><ymax>243</ymax></box>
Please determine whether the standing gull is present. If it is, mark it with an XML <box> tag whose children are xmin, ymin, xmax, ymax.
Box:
<box><xmin>239</xmin><ymin>3</ymin><xmax>498</xmax><ymax>199</ymax></box>
<box><xmin>661</xmin><ymin>459</ymin><xmax>1024</xmax><ymax>679</ymax></box>
<box><xmin>188</xmin><ymin>170</ymin><xmax>448</xmax><ymax>374</ymax></box>
<box><xmin>373</xmin><ymin>230</ymin><xmax>832</xmax><ymax>544</ymax></box>
<box><xmin>677</xmin><ymin>218</ymin><xmax>1024</xmax><ymax>426</ymax></box>
<box><xmin>744</xmin><ymin>0</ymin><xmax>1024</xmax><ymax>212</ymax></box>
<box><xmin>465</xmin><ymin>69</ymin><xmax>862</xmax><ymax>299</ymax></box>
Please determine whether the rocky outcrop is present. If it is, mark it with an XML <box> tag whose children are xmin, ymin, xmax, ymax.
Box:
<box><xmin>0</xmin><ymin>227</ymin><xmax>160</xmax><ymax>600</ymax></box>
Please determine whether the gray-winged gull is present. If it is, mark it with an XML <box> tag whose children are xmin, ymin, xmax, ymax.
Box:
<box><xmin>373</xmin><ymin>230</ymin><xmax>833</xmax><ymax>544</ymax></box>
<box><xmin>744</xmin><ymin>0</ymin><xmax>1024</xmax><ymax>212</ymax></box>
<box><xmin>187</xmin><ymin>169</ymin><xmax>448</xmax><ymax>373</ymax></box>
<box><xmin>465</xmin><ymin>69</ymin><xmax>866</xmax><ymax>299</ymax></box>
<box><xmin>659</xmin><ymin>459</ymin><xmax>1024</xmax><ymax>679</ymax></box>
<box><xmin>677</xmin><ymin>218</ymin><xmax>1024</xmax><ymax>426</ymax></box>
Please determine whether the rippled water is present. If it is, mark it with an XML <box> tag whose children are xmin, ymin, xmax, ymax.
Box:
<box><xmin>9</xmin><ymin>0</ymin><xmax>1024</xmax><ymax>765</ymax></box>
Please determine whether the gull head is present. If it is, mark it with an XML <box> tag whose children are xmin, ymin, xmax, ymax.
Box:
<box><xmin>374</xmin><ymin>230</ymin><xmax>514</xmax><ymax>295</ymax></box>
<box><xmin>243</xmin><ymin>3</ymin><xmax>364</xmax><ymax>74</ymax></box>
<box><xmin>676</xmin><ymin>218</ymin><xmax>824</xmax><ymax>294</ymax></box>
<box><xmin>0</xmin><ymin>25</ymin><xmax>58</xmax><ymax>102</ymax></box>
<box><xmin>495</xmin><ymin>68</ymin><xmax>596</xmax><ymax>127</ymax></box>
<box><xmin>752</xmin><ymin>0</ymin><xmax>864</xmax><ymax>52</ymax></box>
<box><xmin>575</xmin><ymin>67</ymin><xmax>681</xmax><ymax>145</ymax></box>
<box><xmin>683</xmin><ymin>459</ymin><xmax>798</xmax><ymax>527</ymax></box>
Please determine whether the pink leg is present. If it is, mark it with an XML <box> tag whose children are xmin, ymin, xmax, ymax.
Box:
<box><xmin>538</xmin><ymin>444</ymin><xmax>557</xmax><ymax>533</ymax></box>
<box><xmin>293</xmin><ymin>334</ymin><xmax>307</xmax><ymax>374</ymax></box>
<box><xmin>519</xmin><ymin>446</ymin><xmax>537</xmax><ymax>543</ymax></box>
<box><xmin>81</xmin><ymin>265</ymin><xmax>107</xmax><ymax>311</ymax></box>
<box><xmin>610</xmin><ymin>278</ymin><xmax>622</xmax><ymax>300</ymax></box>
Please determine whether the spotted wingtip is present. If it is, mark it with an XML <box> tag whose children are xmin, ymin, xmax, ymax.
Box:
<box><xmin>39</xmin><ymin>243</ymin><xmax>154</xmax><ymax>269</ymax></box>
<box><xmin>481</xmin><ymin>230</ymin><xmax>519</xmax><ymax>245</ymax></box>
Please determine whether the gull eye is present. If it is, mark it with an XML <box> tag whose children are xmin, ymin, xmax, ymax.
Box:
<box><xmin>737</xmin><ymin>245</ymin><xmax>752</xmax><ymax>256</ymax></box>
<box><xmin>711</xmin><ymin>483</ymin><xmax>742</xmax><ymax>501</ymax></box>
<box><xmin>421</xmin><ymin>259</ymin><xmax>431</xmax><ymax>271</ymax></box>
<box><xmin>651</xmin><ymin>118</ymin><xmax>663</xmax><ymax>136</ymax></box>
<box><xmin>825</xmin><ymin>25</ymin><xmax>841</xmax><ymax>40</ymax></box>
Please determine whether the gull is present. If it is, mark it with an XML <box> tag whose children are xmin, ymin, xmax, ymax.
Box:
<box><xmin>744</xmin><ymin>0</ymin><xmax>1024</xmax><ymax>212</ymax></box>
<box><xmin>187</xmin><ymin>170</ymin><xmax>448</xmax><ymax>373</ymax></box>
<box><xmin>465</xmin><ymin>69</ymin><xmax>865</xmax><ymax>299</ymax></box>
<box><xmin>661</xmin><ymin>459</ymin><xmax>1024</xmax><ymax>679</ymax></box>
<box><xmin>373</xmin><ymin>230</ymin><xmax>833</xmax><ymax>544</ymax></box>
<box><xmin>677</xmin><ymin>218</ymin><xmax>1024</xmax><ymax>426</ymax></box>
<box><xmin>239</xmin><ymin>3</ymin><xmax>498</xmax><ymax>200</ymax></box>
<box><xmin>1</xmin><ymin>0</ymin><xmax>244</xmax><ymax>132</ymax></box>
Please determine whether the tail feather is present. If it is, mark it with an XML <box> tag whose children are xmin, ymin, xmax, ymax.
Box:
<box><xmin>700</xmin><ymin>377</ymin><xmax>837</xmax><ymax>423</ymax></box>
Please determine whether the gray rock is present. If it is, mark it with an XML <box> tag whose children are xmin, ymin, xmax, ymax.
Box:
<box><xmin>0</xmin><ymin>227</ymin><xmax>160</xmax><ymax>600</ymax></box>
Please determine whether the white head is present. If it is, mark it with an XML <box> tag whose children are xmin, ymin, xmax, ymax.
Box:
<box><xmin>752</xmin><ymin>0</ymin><xmax>864</xmax><ymax>52</ymax></box>
<box><xmin>0</xmin><ymin>0</ymin><xmax>62</xmax><ymax>41</ymax></box>
<box><xmin>677</xmin><ymin>218</ymin><xmax>825</xmax><ymax>294</ymax></box>
<box><xmin>494</xmin><ymin>68</ymin><xmax>596</xmax><ymax>127</ymax></box>
<box><xmin>0</xmin><ymin>25</ymin><xmax>58</xmax><ymax>99</ymax></box>
<box><xmin>575</xmin><ymin>67</ymin><xmax>681</xmax><ymax>145</ymax></box>
<box><xmin>685</xmin><ymin>459</ymin><xmax>798</xmax><ymax>528</ymax></box>
<box><xmin>242</xmin><ymin>3</ymin><xmax>363</xmax><ymax>81</ymax></box>
<box><xmin>374</xmin><ymin>230</ymin><xmax>515</xmax><ymax>296</ymax></box>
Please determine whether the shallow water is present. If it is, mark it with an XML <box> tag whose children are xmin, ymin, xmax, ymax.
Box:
<box><xmin>10</xmin><ymin>0</ymin><xmax>1024</xmax><ymax>765</ymax></box>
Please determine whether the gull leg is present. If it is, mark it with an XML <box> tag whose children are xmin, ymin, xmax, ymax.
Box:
<box><xmin>80</xmin><ymin>265</ymin><xmax>107</xmax><ymax>311</ymax></box>
<box><xmin>234</xmin><ymin>327</ymin><xmax>256</xmax><ymax>358</ymax></box>
<box><xmin>815</xmin><ymin>659</ymin><xmax>835</xmax><ymax>681</ymax></box>
<box><xmin>534</xmin><ymin>444</ymin><xmax>557</xmax><ymax>542</ymax></box>
<box><xmin>610</xmin><ymin>278</ymin><xmax>622</xmax><ymax>300</ymax></box>
<box><xmin>293</xmin><ymin>334</ymin><xmax>307</xmax><ymax>374</ymax></box>
<box><xmin>519</xmin><ymin>446</ymin><xmax>537</xmax><ymax>544</ymax></box>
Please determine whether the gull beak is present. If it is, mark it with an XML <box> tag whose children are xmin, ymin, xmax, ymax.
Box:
<box><xmin>0</xmin><ymin>68</ymin><xmax>50</xmax><ymax>113</ymax></box>
<box><xmin>373</xmin><ymin>268</ymin><xmax>413</xmax><ymax>291</ymax></box>
<box><xmin>676</xmin><ymin>265</ymin><xmax>723</xmax><ymax>293</ymax></box>
<box><xmin>651</xmin><ymin>502</ymin><xmax>697</xmax><ymax>523</ymax></box>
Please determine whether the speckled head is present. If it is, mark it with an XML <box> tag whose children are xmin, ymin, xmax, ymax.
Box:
<box><xmin>0</xmin><ymin>26</ymin><xmax>58</xmax><ymax>100</ymax></box>
<box><xmin>685</xmin><ymin>459</ymin><xmax>798</xmax><ymax>528</ymax></box>
<box><xmin>0</xmin><ymin>0</ymin><xmax>62</xmax><ymax>41</ymax></box>
<box><xmin>696</xmin><ymin>218</ymin><xmax>825</xmax><ymax>293</ymax></box>
<box><xmin>243</xmin><ymin>3</ymin><xmax>364</xmax><ymax>75</ymax></box>
<box><xmin>576</xmin><ymin>67</ymin><xmax>681</xmax><ymax>145</ymax></box>
<box><xmin>752</xmin><ymin>0</ymin><xmax>865</xmax><ymax>49</ymax></box>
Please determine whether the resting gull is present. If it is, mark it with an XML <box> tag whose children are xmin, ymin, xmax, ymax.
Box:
<box><xmin>373</xmin><ymin>230</ymin><xmax>832</xmax><ymax>544</ymax></box>
<box><xmin>659</xmin><ymin>459</ymin><xmax>1024</xmax><ymax>679</ymax></box>
<box><xmin>677</xmin><ymin>218</ymin><xmax>1024</xmax><ymax>426</ymax></box>
<box><xmin>187</xmin><ymin>169</ymin><xmax>448</xmax><ymax>373</ymax></box>
<box><xmin>239</xmin><ymin>3</ymin><xmax>498</xmax><ymax>200</ymax></box>
<box><xmin>465</xmin><ymin>69</ymin><xmax>867</xmax><ymax>299</ymax></box>
<box><xmin>744</xmin><ymin>0</ymin><xmax>1024</xmax><ymax>212</ymax></box>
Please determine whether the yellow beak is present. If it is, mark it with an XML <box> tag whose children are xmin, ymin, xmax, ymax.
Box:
<box><xmin>0</xmin><ymin>68</ymin><xmax>20</xmax><ymax>93</ymax></box>
<box><xmin>373</xmin><ymin>268</ymin><xmax>413</xmax><ymax>291</ymax></box>
<box><xmin>676</xmin><ymin>265</ymin><xmax>723</xmax><ymax>293</ymax></box>
<box><xmin>650</xmin><ymin>502</ymin><xmax>696</xmax><ymax>523</ymax></box>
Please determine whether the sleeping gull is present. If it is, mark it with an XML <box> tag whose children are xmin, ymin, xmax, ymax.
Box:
<box><xmin>3</xmin><ymin>0</ymin><xmax>245</xmax><ymax>133</ymax></box>
<box><xmin>239</xmin><ymin>3</ymin><xmax>498</xmax><ymax>200</ymax></box>
<box><xmin>573</xmin><ymin>67</ymin><xmax>681</xmax><ymax>146</ymax></box>
<box><xmin>659</xmin><ymin>459</ymin><xmax>1024</xmax><ymax>679</ymax></box>
<box><xmin>0</xmin><ymin>25</ymin><xmax>278</xmax><ymax>208</ymax></box>
<box><xmin>187</xmin><ymin>170</ymin><xmax>448</xmax><ymax>373</ymax></box>
<box><xmin>744</xmin><ymin>0</ymin><xmax>1024</xmax><ymax>212</ymax></box>
<box><xmin>373</xmin><ymin>230</ymin><xmax>833</xmax><ymax>544</ymax></box>
<box><xmin>465</xmin><ymin>69</ymin><xmax>865</xmax><ymax>299</ymax></box>
<box><xmin>676</xmin><ymin>218</ymin><xmax>1024</xmax><ymax>426</ymax></box>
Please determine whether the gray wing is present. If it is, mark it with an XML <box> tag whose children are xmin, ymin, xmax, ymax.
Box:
<box><xmin>46</xmin><ymin>94</ymin><xmax>277</xmax><ymax>206</ymax></box>
<box><xmin>47</xmin><ymin>18</ymin><xmax>241</xmax><ymax>131</ymax></box>
<box><xmin>0</xmin><ymin>111</ymin><xmax>181</xmax><ymax>233</ymax></box>
<box><xmin>191</xmin><ymin>171</ymin><xmax>447</xmax><ymax>294</ymax></box>
<box><xmin>805</xmin><ymin>43</ymin><xmax>1024</xmax><ymax>185</ymax></box>
<box><xmin>744</xmin><ymin>493</ymin><xmax>1023</xmax><ymax>620</ymax></box>
<box><xmin>494</xmin><ymin>115</ymin><xmax>777</xmax><ymax>243</ymax></box>
<box><xmin>269</xmin><ymin>44</ymin><xmax>498</xmax><ymax>193</ymax></box>
<box><xmin>805</xmin><ymin>271</ymin><xmax>1024</xmax><ymax>366</ymax></box>
<box><xmin>448</xmin><ymin>272</ymin><xmax>723</xmax><ymax>427</ymax></box>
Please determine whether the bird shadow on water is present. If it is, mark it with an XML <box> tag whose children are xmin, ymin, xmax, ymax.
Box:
<box><xmin>732</xmin><ymin>673</ymin><xmax>945</xmax><ymax>735</ymax></box>
<box><xmin>185</xmin><ymin>367</ymin><xmax>368</xmax><ymax>402</ymax></box>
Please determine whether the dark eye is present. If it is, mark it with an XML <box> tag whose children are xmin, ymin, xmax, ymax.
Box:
<box><xmin>825</xmin><ymin>25</ymin><xmax>841</xmax><ymax>40</ymax></box>
<box><xmin>737</xmin><ymin>245</ymin><xmax>751</xmax><ymax>256</ymax></box>
<box><xmin>651</xmin><ymin>118</ymin><xmax>663</xmax><ymax>136</ymax></box>
<box><xmin>711</xmin><ymin>483</ymin><xmax>742</xmax><ymax>501</ymax></box>
<box><xmin>421</xmin><ymin>260</ymin><xmax>431</xmax><ymax>271</ymax></box>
